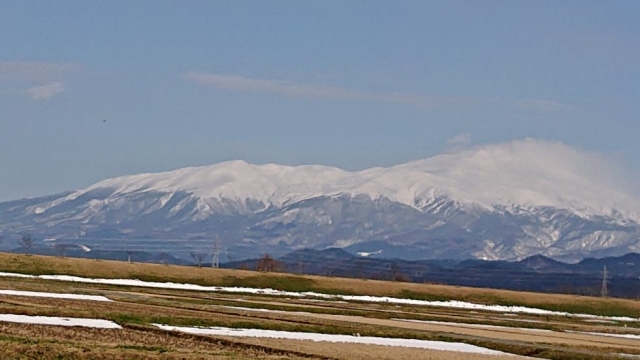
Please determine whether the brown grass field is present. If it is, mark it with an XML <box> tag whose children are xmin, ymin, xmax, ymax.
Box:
<box><xmin>0</xmin><ymin>252</ymin><xmax>639</xmax><ymax>359</ymax></box>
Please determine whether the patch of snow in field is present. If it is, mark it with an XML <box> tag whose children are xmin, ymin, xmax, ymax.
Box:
<box><xmin>393</xmin><ymin>319</ymin><xmax>552</xmax><ymax>332</ymax></box>
<box><xmin>489</xmin><ymin>318</ymin><xmax>546</xmax><ymax>324</ymax></box>
<box><xmin>1</xmin><ymin>272</ymin><xmax>637</xmax><ymax>322</ymax></box>
<box><xmin>582</xmin><ymin>319</ymin><xmax>617</xmax><ymax>324</ymax></box>
<box><xmin>339</xmin><ymin>297</ymin><xmax>635</xmax><ymax>322</ymax></box>
<box><xmin>152</xmin><ymin>324</ymin><xmax>512</xmax><ymax>356</ymax></box>
<box><xmin>222</xmin><ymin>307</ymin><xmax>554</xmax><ymax>334</ymax></box>
<box><xmin>222</xmin><ymin>306</ymin><xmax>277</xmax><ymax>313</ymax></box>
<box><xmin>566</xmin><ymin>331</ymin><xmax>640</xmax><ymax>340</ymax></box>
<box><xmin>0</xmin><ymin>314</ymin><xmax>121</xmax><ymax>329</ymax></box>
<box><xmin>0</xmin><ymin>273</ymin><xmax>37</xmax><ymax>279</ymax></box>
<box><xmin>0</xmin><ymin>289</ymin><xmax>111</xmax><ymax>302</ymax></box>
<box><xmin>222</xmin><ymin>306</ymin><xmax>556</xmax><ymax>335</ymax></box>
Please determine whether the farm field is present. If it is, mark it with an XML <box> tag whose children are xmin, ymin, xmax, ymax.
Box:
<box><xmin>0</xmin><ymin>253</ymin><xmax>639</xmax><ymax>359</ymax></box>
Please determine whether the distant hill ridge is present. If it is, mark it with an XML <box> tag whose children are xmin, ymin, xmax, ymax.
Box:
<box><xmin>227</xmin><ymin>249</ymin><xmax>640</xmax><ymax>299</ymax></box>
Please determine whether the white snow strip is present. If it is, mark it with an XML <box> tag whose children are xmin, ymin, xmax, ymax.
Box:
<box><xmin>0</xmin><ymin>314</ymin><xmax>121</xmax><ymax>329</ymax></box>
<box><xmin>152</xmin><ymin>324</ymin><xmax>512</xmax><ymax>356</ymax></box>
<box><xmin>222</xmin><ymin>305</ymin><xmax>314</xmax><ymax>316</ymax></box>
<box><xmin>223</xmin><ymin>307</ymin><xmax>553</xmax><ymax>334</ymax></box>
<box><xmin>393</xmin><ymin>319</ymin><xmax>552</xmax><ymax>333</ymax></box>
<box><xmin>489</xmin><ymin>318</ymin><xmax>545</xmax><ymax>324</ymax></box>
<box><xmin>0</xmin><ymin>272</ymin><xmax>636</xmax><ymax>322</ymax></box>
<box><xmin>582</xmin><ymin>319</ymin><xmax>617</xmax><ymax>324</ymax></box>
<box><xmin>0</xmin><ymin>289</ymin><xmax>111</xmax><ymax>302</ymax></box>
<box><xmin>223</xmin><ymin>306</ymin><xmax>282</xmax><ymax>313</ymax></box>
<box><xmin>0</xmin><ymin>273</ymin><xmax>33</xmax><ymax>279</ymax></box>
<box><xmin>566</xmin><ymin>331</ymin><xmax>640</xmax><ymax>340</ymax></box>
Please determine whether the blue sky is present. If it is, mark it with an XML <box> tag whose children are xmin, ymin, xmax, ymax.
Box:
<box><xmin>1</xmin><ymin>1</ymin><xmax>639</xmax><ymax>201</ymax></box>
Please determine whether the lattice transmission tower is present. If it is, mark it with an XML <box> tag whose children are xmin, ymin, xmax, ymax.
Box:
<box><xmin>600</xmin><ymin>265</ymin><xmax>608</xmax><ymax>297</ymax></box>
<box><xmin>212</xmin><ymin>237</ymin><xmax>221</xmax><ymax>268</ymax></box>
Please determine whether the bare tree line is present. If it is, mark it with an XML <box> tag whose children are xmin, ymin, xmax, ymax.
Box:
<box><xmin>20</xmin><ymin>233</ymin><xmax>33</xmax><ymax>254</ymax></box>
<box><xmin>190</xmin><ymin>251</ymin><xmax>207</xmax><ymax>268</ymax></box>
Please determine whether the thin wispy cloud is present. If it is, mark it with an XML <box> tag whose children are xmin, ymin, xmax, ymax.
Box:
<box><xmin>513</xmin><ymin>98</ymin><xmax>575</xmax><ymax>111</ymax></box>
<box><xmin>185</xmin><ymin>72</ymin><xmax>572</xmax><ymax>112</ymax></box>
<box><xmin>446</xmin><ymin>133</ymin><xmax>472</xmax><ymax>152</ymax></box>
<box><xmin>185</xmin><ymin>72</ymin><xmax>466</xmax><ymax>107</ymax></box>
<box><xmin>25</xmin><ymin>82</ymin><xmax>65</xmax><ymax>100</ymax></box>
<box><xmin>0</xmin><ymin>61</ymin><xmax>77</xmax><ymax>82</ymax></box>
<box><xmin>186</xmin><ymin>72</ymin><xmax>379</xmax><ymax>101</ymax></box>
<box><xmin>0</xmin><ymin>61</ymin><xmax>79</xmax><ymax>101</ymax></box>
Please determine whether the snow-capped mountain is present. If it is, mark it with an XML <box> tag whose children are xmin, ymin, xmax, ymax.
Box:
<box><xmin>1</xmin><ymin>138</ymin><xmax>639</xmax><ymax>261</ymax></box>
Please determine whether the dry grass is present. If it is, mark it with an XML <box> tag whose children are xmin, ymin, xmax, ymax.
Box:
<box><xmin>1</xmin><ymin>252</ymin><xmax>638</xmax><ymax>317</ymax></box>
<box><xmin>214</xmin><ymin>336</ymin><xmax>528</xmax><ymax>360</ymax></box>
<box><xmin>0</xmin><ymin>279</ymin><xmax>634</xmax><ymax>359</ymax></box>
<box><xmin>1</xmin><ymin>252</ymin><xmax>640</xmax><ymax>359</ymax></box>
<box><xmin>0</xmin><ymin>322</ymin><xmax>315</xmax><ymax>359</ymax></box>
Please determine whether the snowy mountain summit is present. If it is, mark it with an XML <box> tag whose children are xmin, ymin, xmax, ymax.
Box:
<box><xmin>2</xmin><ymin>139</ymin><xmax>640</xmax><ymax>261</ymax></box>
<box><xmin>78</xmin><ymin>138</ymin><xmax>640</xmax><ymax>218</ymax></box>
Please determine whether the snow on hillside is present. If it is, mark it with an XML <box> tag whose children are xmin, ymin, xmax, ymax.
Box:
<box><xmin>60</xmin><ymin>138</ymin><xmax>640</xmax><ymax>219</ymax></box>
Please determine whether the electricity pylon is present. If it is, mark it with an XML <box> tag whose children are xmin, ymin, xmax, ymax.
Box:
<box><xmin>212</xmin><ymin>237</ymin><xmax>221</xmax><ymax>268</ymax></box>
<box><xmin>600</xmin><ymin>265</ymin><xmax>608</xmax><ymax>297</ymax></box>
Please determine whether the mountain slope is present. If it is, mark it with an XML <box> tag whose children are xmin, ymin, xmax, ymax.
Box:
<box><xmin>1</xmin><ymin>139</ymin><xmax>639</xmax><ymax>261</ymax></box>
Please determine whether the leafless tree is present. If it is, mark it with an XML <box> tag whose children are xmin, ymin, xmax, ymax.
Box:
<box><xmin>391</xmin><ymin>262</ymin><xmax>411</xmax><ymax>282</ymax></box>
<box><xmin>159</xmin><ymin>252</ymin><xmax>170</xmax><ymax>266</ymax></box>
<box><xmin>20</xmin><ymin>233</ymin><xmax>33</xmax><ymax>254</ymax></box>
<box><xmin>190</xmin><ymin>252</ymin><xmax>208</xmax><ymax>268</ymax></box>
<box><xmin>256</xmin><ymin>253</ymin><xmax>280</xmax><ymax>272</ymax></box>
<box><xmin>54</xmin><ymin>243</ymin><xmax>69</xmax><ymax>257</ymax></box>
<box><xmin>356</xmin><ymin>259</ymin><xmax>365</xmax><ymax>279</ymax></box>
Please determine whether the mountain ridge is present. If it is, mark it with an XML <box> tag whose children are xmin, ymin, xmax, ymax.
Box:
<box><xmin>34</xmin><ymin>138</ymin><xmax>640</xmax><ymax>218</ymax></box>
<box><xmin>2</xmin><ymin>139</ymin><xmax>639</xmax><ymax>262</ymax></box>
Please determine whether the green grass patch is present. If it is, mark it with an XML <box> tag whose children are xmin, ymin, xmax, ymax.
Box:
<box><xmin>523</xmin><ymin>300</ymin><xmax>640</xmax><ymax>318</ymax></box>
<box><xmin>218</xmin><ymin>275</ymin><xmax>317</xmax><ymax>292</ymax></box>
<box><xmin>397</xmin><ymin>290</ymin><xmax>453</xmax><ymax>302</ymax></box>
<box><xmin>397</xmin><ymin>290</ymin><xmax>640</xmax><ymax>319</ymax></box>
<box><xmin>106</xmin><ymin>313</ymin><xmax>148</xmax><ymax>325</ymax></box>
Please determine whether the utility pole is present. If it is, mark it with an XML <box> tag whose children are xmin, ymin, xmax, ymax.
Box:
<box><xmin>600</xmin><ymin>265</ymin><xmax>608</xmax><ymax>297</ymax></box>
<box><xmin>212</xmin><ymin>237</ymin><xmax>220</xmax><ymax>268</ymax></box>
